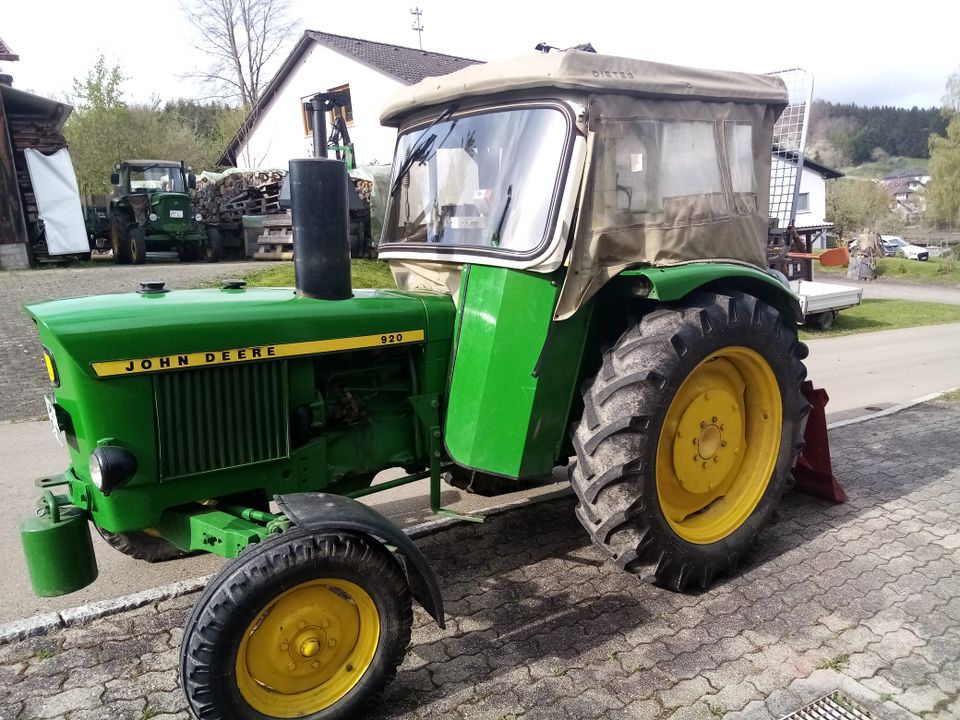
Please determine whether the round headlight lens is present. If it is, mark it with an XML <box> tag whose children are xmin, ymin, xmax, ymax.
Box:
<box><xmin>149</xmin><ymin>212</ymin><xmax>158</xmax><ymax>222</ymax></box>
<box><xmin>88</xmin><ymin>446</ymin><xmax>137</xmax><ymax>495</ymax></box>
<box><xmin>195</xmin><ymin>213</ymin><xmax>203</xmax><ymax>222</ymax></box>
<box><xmin>89</xmin><ymin>453</ymin><xmax>105</xmax><ymax>489</ymax></box>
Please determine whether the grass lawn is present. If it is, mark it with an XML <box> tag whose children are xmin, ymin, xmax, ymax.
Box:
<box><xmin>814</xmin><ymin>256</ymin><xmax>960</xmax><ymax>285</ymax></box>
<box><xmin>799</xmin><ymin>298</ymin><xmax>960</xmax><ymax>339</ymax></box>
<box><xmin>242</xmin><ymin>260</ymin><xmax>395</xmax><ymax>289</ymax></box>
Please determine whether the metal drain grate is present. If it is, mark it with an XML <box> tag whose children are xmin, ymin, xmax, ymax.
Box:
<box><xmin>780</xmin><ymin>692</ymin><xmax>873</xmax><ymax>720</ymax></box>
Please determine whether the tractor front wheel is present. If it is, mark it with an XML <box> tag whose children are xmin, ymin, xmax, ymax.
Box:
<box><xmin>181</xmin><ymin>530</ymin><xmax>412</xmax><ymax>720</ymax></box>
<box><xmin>571</xmin><ymin>291</ymin><xmax>808</xmax><ymax>591</ymax></box>
<box><xmin>128</xmin><ymin>227</ymin><xmax>147</xmax><ymax>264</ymax></box>
<box><xmin>111</xmin><ymin>218</ymin><xmax>131</xmax><ymax>264</ymax></box>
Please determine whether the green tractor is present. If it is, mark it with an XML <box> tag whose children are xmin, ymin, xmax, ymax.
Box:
<box><xmin>109</xmin><ymin>159</ymin><xmax>215</xmax><ymax>263</ymax></box>
<box><xmin>21</xmin><ymin>51</ymin><xmax>834</xmax><ymax>719</ymax></box>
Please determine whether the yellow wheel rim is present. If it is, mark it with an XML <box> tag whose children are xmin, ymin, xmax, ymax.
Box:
<box><xmin>235</xmin><ymin>578</ymin><xmax>380</xmax><ymax>718</ymax></box>
<box><xmin>655</xmin><ymin>346</ymin><xmax>782</xmax><ymax>545</ymax></box>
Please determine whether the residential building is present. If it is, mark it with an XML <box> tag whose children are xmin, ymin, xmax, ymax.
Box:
<box><xmin>219</xmin><ymin>31</ymin><xmax>480</xmax><ymax>170</ymax></box>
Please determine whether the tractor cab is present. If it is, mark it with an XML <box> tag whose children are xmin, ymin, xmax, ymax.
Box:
<box><xmin>376</xmin><ymin>51</ymin><xmax>795</xmax><ymax>480</ymax></box>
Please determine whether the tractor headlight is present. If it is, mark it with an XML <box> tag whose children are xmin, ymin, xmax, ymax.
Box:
<box><xmin>195</xmin><ymin>213</ymin><xmax>203</xmax><ymax>222</ymax></box>
<box><xmin>89</xmin><ymin>446</ymin><xmax>137</xmax><ymax>495</ymax></box>
<box><xmin>42</xmin><ymin>347</ymin><xmax>59</xmax><ymax>387</ymax></box>
<box><xmin>149</xmin><ymin>212</ymin><xmax>158</xmax><ymax>222</ymax></box>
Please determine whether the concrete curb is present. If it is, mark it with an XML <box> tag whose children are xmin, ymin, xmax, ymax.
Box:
<box><xmin>3</xmin><ymin>386</ymin><xmax>956</xmax><ymax>646</ymax></box>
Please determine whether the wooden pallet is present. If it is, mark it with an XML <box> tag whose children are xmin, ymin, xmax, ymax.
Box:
<box><xmin>255</xmin><ymin>225</ymin><xmax>294</xmax><ymax>261</ymax></box>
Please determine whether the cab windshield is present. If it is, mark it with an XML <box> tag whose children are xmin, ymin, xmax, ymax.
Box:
<box><xmin>382</xmin><ymin>106</ymin><xmax>569</xmax><ymax>254</ymax></box>
<box><xmin>128</xmin><ymin>165</ymin><xmax>185</xmax><ymax>193</ymax></box>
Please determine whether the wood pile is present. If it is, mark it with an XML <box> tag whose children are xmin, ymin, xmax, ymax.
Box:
<box><xmin>193</xmin><ymin>170</ymin><xmax>285</xmax><ymax>223</ymax></box>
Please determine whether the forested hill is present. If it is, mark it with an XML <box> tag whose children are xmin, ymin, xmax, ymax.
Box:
<box><xmin>807</xmin><ymin>100</ymin><xmax>948</xmax><ymax>166</ymax></box>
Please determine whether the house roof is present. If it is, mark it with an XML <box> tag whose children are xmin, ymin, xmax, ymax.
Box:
<box><xmin>218</xmin><ymin>30</ymin><xmax>481</xmax><ymax>166</ymax></box>
<box><xmin>0</xmin><ymin>34</ymin><xmax>18</xmax><ymax>62</ymax></box>
<box><xmin>801</xmin><ymin>156</ymin><xmax>843</xmax><ymax>180</ymax></box>
<box><xmin>307</xmin><ymin>31</ymin><xmax>480</xmax><ymax>85</ymax></box>
<box><xmin>883</xmin><ymin>169</ymin><xmax>926</xmax><ymax>180</ymax></box>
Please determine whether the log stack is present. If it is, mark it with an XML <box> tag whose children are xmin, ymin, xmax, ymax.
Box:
<box><xmin>193</xmin><ymin>170</ymin><xmax>285</xmax><ymax>223</ymax></box>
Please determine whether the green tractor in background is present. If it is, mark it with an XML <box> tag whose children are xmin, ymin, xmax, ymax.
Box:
<box><xmin>109</xmin><ymin>159</ymin><xmax>215</xmax><ymax>263</ymax></box>
<box><xmin>20</xmin><ymin>51</ymin><xmax>837</xmax><ymax>719</ymax></box>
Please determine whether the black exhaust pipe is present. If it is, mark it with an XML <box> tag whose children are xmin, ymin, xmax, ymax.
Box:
<box><xmin>289</xmin><ymin>158</ymin><xmax>353</xmax><ymax>301</ymax></box>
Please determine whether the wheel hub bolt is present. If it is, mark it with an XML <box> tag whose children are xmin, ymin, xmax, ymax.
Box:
<box><xmin>312</xmin><ymin>661</ymin><xmax>320</xmax><ymax>669</ymax></box>
<box><xmin>287</xmin><ymin>661</ymin><xmax>296</xmax><ymax>671</ymax></box>
<box><xmin>280</xmin><ymin>642</ymin><xmax>289</xmax><ymax>651</ymax></box>
<box><xmin>328</xmin><ymin>639</ymin><xmax>337</xmax><ymax>648</ymax></box>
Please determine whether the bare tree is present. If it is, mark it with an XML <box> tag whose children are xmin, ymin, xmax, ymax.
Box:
<box><xmin>182</xmin><ymin>0</ymin><xmax>297</xmax><ymax>108</ymax></box>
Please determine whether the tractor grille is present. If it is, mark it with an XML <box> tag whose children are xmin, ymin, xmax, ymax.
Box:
<box><xmin>154</xmin><ymin>362</ymin><xmax>290</xmax><ymax>479</ymax></box>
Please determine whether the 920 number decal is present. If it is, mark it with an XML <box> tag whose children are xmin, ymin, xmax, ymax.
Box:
<box><xmin>381</xmin><ymin>333</ymin><xmax>404</xmax><ymax>344</ymax></box>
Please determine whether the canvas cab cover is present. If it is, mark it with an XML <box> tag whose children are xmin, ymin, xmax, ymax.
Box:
<box><xmin>381</xmin><ymin>52</ymin><xmax>789</xmax><ymax>319</ymax></box>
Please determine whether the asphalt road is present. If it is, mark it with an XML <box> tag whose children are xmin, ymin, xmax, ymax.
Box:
<box><xmin>2</xmin><ymin>321</ymin><xmax>958</xmax><ymax>623</ymax></box>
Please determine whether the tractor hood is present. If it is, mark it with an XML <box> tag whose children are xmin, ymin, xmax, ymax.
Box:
<box><xmin>27</xmin><ymin>287</ymin><xmax>455</xmax><ymax>380</ymax></box>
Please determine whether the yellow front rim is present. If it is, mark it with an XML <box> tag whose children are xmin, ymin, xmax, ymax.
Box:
<box><xmin>235</xmin><ymin>578</ymin><xmax>380</xmax><ymax>718</ymax></box>
<box><xmin>655</xmin><ymin>346</ymin><xmax>782</xmax><ymax>545</ymax></box>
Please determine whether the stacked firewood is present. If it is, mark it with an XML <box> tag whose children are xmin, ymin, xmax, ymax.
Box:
<box><xmin>352</xmin><ymin>177</ymin><xmax>373</xmax><ymax>203</ymax></box>
<box><xmin>193</xmin><ymin>170</ymin><xmax>286</xmax><ymax>223</ymax></box>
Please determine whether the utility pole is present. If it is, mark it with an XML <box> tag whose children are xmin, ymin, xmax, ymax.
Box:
<box><xmin>410</xmin><ymin>7</ymin><xmax>424</xmax><ymax>50</ymax></box>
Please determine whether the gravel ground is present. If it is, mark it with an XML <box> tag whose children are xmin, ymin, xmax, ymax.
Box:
<box><xmin>1</xmin><ymin>400</ymin><xmax>958</xmax><ymax>720</ymax></box>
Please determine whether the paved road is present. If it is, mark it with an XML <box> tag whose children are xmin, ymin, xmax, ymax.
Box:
<box><xmin>0</xmin><ymin>258</ymin><xmax>280</xmax><ymax>423</ymax></box>
<box><xmin>2</xmin><ymin>400</ymin><xmax>959</xmax><ymax>720</ymax></box>
<box><xmin>818</xmin><ymin>275</ymin><xmax>960</xmax><ymax>305</ymax></box>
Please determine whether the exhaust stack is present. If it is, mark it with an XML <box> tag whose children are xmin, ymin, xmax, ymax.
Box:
<box><xmin>289</xmin><ymin>158</ymin><xmax>353</xmax><ymax>301</ymax></box>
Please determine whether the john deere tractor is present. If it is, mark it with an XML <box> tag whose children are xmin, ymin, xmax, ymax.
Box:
<box><xmin>22</xmin><ymin>52</ymin><xmax>818</xmax><ymax>719</ymax></box>
<box><xmin>109</xmin><ymin>159</ymin><xmax>214</xmax><ymax>263</ymax></box>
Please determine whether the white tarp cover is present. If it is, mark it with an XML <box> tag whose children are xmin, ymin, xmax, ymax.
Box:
<box><xmin>24</xmin><ymin>148</ymin><xmax>89</xmax><ymax>255</ymax></box>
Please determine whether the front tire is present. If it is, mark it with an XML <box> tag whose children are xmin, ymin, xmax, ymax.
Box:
<box><xmin>181</xmin><ymin>530</ymin><xmax>412</xmax><ymax>720</ymax></box>
<box><xmin>570</xmin><ymin>292</ymin><xmax>808</xmax><ymax>591</ymax></box>
<box><xmin>111</xmin><ymin>217</ymin><xmax>131</xmax><ymax>264</ymax></box>
<box><xmin>128</xmin><ymin>227</ymin><xmax>147</xmax><ymax>264</ymax></box>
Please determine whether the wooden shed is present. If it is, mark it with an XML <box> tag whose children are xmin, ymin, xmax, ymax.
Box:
<box><xmin>0</xmin><ymin>76</ymin><xmax>73</xmax><ymax>269</ymax></box>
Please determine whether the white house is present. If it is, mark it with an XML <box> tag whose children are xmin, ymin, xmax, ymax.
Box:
<box><xmin>793</xmin><ymin>157</ymin><xmax>843</xmax><ymax>228</ymax></box>
<box><xmin>220</xmin><ymin>31</ymin><xmax>480</xmax><ymax>169</ymax></box>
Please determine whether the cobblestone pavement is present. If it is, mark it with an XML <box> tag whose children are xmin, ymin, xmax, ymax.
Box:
<box><xmin>2</xmin><ymin>400</ymin><xmax>959</xmax><ymax>720</ymax></box>
<box><xmin>0</xmin><ymin>260</ymin><xmax>277</xmax><ymax>422</ymax></box>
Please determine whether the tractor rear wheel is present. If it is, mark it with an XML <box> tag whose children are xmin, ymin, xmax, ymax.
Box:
<box><xmin>570</xmin><ymin>291</ymin><xmax>808</xmax><ymax>591</ymax></box>
<box><xmin>181</xmin><ymin>530</ymin><xmax>412</xmax><ymax>720</ymax></box>
<box><xmin>204</xmin><ymin>228</ymin><xmax>222</xmax><ymax>263</ymax></box>
<box><xmin>128</xmin><ymin>227</ymin><xmax>147</xmax><ymax>264</ymax></box>
<box><xmin>95</xmin><ymin>527</ymin><xmax>192</xmax><ymax>562</ymax></box>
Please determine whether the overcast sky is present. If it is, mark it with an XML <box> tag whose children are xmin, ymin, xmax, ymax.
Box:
<box><xmin>3</xmin><ymin>0</ymin><xmax>958</xmax><ymax>109</ymax></box>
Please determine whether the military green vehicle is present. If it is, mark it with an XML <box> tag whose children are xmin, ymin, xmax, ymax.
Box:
<box><xmin>21</xmin><ymin>52</ymin><xmax>831</xmax><ymax>719</ymax></box>
<box><xmin>109</xmin><ymin>159</ymin><xmax>215</xmax><ymax>263</ymax></box>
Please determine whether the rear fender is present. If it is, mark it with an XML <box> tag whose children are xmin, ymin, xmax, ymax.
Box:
<box><xmin>275</xmin><ymin>492</ymin><xmax>445</xmax><ymax>628</ymax></box>
<box><xmin>620</xmin><ymin>263</ymin><xmax>803</xmax><ymax>324</ymax></box>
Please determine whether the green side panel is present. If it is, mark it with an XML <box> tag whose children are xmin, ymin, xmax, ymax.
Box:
<box><xmin>620</xmin><ymin>263</ymin><xmax>802</xmax><ymax>321</ymax></box>
<box><xmin>158</xmin><ymin>507</ymin><xmax>269</xmax><ymax>558</ymax></box>
<box><xmin>445</xmin><ymin>266</ymin><xmax>591</xmax><ymax>478</ymax></box>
